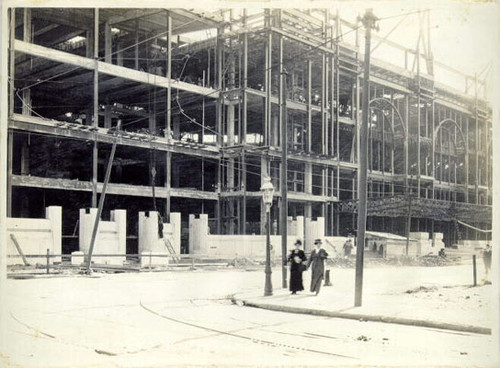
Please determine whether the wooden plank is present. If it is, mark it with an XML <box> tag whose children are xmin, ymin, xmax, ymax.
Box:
<box><xmin>10</xmin><ymin>234</ymin><xmax>31</xmax><ymax>266</ymax></box>
<box><xmin>170</xmin><ymin>9</ymin><xmax>223</xmax><ymax>28</ymax></box>
<box><xmin>11</xmin><ymin>175</ymin><xmax>219</xmax><ymax>200</ymax></box>
<box><xmin>434</xmin><ymin>97</ymin><xmax>472</xmax><ymax>115</ymax></box>
<box><xmin>283</xmin><ymin>9</ymin><xmax>323</xmax><ymax>28</ymax></box>
<box><xmin>31</xmin><ymin>8</ymin><xmax>93</xmax><ymax>30</ymax></box>
<box><xmin>108</xmin><ymin>9</ymin><xmax>163</xmax><ymax>25</ymax></box>
<box><xmin>219</xmin><ymin>190</ymin><xmax>336</xmax><ymax>203</ymax></box>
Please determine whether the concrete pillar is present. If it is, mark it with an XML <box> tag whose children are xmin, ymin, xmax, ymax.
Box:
<box><xmin>111</xmin><ymin>209</ymin><xmax>127</xmax><ymax>257</ymax></box>
<box><xmin>189</xmin><ymin>214</ymin><xmax>209</xmax><ymax>254</ymax></box>
<box><xmin>79</xmin><ymin>208</ymin><xmax>126</xmax><ymax>265</ymax></box>
<box><xmin>79</xmin><ymin>208</ymin><xmax>97</xmax><ymax>255</ymax></box>
<box><xmin>46</xmin><ymin>206</ymin><xmax>62</xmax><ymax>263</ymax></box>
<box><xmin>296</xmin><ymin>215</ymin><xmax>304</xmax><ymax>242</ymax></box>
<box><xmin>170</xmin><ymin>212</ymin><xmax>181</xmax><ymax>254</ymax></box>
<box><xmin>138</xmin><ymin>211</ymin><xmax>158</xmax><ymax>253</ymax></box>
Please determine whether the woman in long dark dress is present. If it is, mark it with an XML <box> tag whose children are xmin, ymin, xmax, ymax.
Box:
<box><xmin>307</xmin><ymin>239</ymin><xmax>328</xmax><ymax>295</ymax></box>
<box><xmin>287</xmin><ymin>240</ymin><xmax>307</xmax><ymax>294</ymax></box>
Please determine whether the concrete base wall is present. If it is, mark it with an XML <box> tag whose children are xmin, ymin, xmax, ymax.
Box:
<box><xmin>409</xmin><ymin>232</ymin><xmax>445</xmax><ymax>255</ymax></box>
<box><xmin>198</xmin><ymin>234</ymin><xmax>298</xmax><ymax>258</ymax></box>
<box><xmin>457</xmin><ymin>240</ymin><xmax>490</xmax><ymax>250</ymax></box>
<box><xmin>385</xmin><ymin>240</ymin><xmax>419</xmax><ymax>256</ymax></box>
<box><xmin>140</xmin><ymin>251</ymin><xmax>170</xmax><ymax>268</ymax></box>
<box><xmin>7</xmin><ymin>206</ymin><xmax>62</xmax><ymax>265</ymax></box>
<box><xmin>79</xmin><ymin>208</ymin><xmax>126</xmax><ymax>265</ymax></box>
<box><xmin>304</xmin><ymin>217</ymin><xmax>325</xmax><ymax>252</ymax></box>
<box><xmin>189</xmin><ymin>214</ymin><xmax>321</xmax><ymax>257</ymax></box>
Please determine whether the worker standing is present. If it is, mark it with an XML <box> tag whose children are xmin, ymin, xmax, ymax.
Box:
<box><xmin>343</xmin><ymin>238</ymin><xmax>354</xmax><ymax>258</ymax></box>
<box><xmin>483</xmin><ymin>244</ymin><xmax>492</xmax><ymax>283</ymax></box>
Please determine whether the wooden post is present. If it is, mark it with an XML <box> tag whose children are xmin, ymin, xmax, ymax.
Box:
<box><xmin>472</xmin><ymin>254</ymin><xmax>477</xmax><ymax>286</ymax></box>
<box><xmin>85</xmin><ymin>121</ymin><xmax>122</xmax><ymax>273</ymax></box>
<box><xmin>10</xmin><ymin>234</ymin><xmax>30</xmax><ymax>266</ymax></box>
<box><xmin>46</xmin><ymin>248</ymin><xmax>50</xmax><ymax>274</ymax></box>
<box><xmin>406</xmin><ymin>191</ymin><xmax>412</xmax><ymax>255</ymax></box>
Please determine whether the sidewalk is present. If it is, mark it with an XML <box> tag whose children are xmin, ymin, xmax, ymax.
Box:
<box><xmin>232</xmin><ymin>264</ymin><xmax>493</xmax><ymax>335</ymax></box>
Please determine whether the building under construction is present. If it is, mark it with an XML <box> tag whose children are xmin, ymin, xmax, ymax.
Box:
<box><xmin>6</xmin><ymin>8</ymin><xmax>492</xmax><ymax>253</ymax></box>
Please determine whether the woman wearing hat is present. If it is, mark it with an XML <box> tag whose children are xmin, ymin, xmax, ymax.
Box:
<box><xmin>307</xmin><ymin>239</ymin><xmax>329</xmax><ymax>295</ymax></box>
<box><xmin>287</xmin><ymin>239</ymin><xmax>307</xmax><ymax>294</ymax></box>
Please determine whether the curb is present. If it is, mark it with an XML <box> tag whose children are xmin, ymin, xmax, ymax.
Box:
<box><xmin>231</xmin><ymin>297</ymin><xmax>491</xmax><ymax>335</ymax></box>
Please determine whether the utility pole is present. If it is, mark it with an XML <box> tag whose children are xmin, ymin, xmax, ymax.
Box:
<box><xmin>355</xmin><ymin>9</ymin><xmax>378</xmax><ymax>307</ymax></box>
<box><xmin>280</xmin><ymin>67</ymin><xmax>288</xmax><ymax>289</ymax></box>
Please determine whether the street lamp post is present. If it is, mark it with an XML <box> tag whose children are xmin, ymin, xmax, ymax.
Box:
<box><xmin>261</xmin><ymin>176</ymin><xmax>274</xmax><ymax>296</ymax></box>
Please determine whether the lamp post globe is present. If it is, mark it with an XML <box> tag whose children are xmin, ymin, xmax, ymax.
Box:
<box><xmin>261</xmin><ymin>176</ymin><xmax>274</xmax><ymax>296</ymax></box>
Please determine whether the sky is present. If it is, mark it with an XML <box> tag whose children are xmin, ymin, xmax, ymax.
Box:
<box><xmin>326</xmin><ymin>0</ymin><xmax>498</xmax><ymax>95</ymax></box>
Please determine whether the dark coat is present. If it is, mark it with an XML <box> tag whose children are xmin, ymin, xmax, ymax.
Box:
<box><xmin>307</xmin><ymin>248</ymin><xmax>328</xmax><ymax>293</ymax></box>
<box><xmin>288</xmin><ymin>249</ymin><xmax>307</xmax><ymax>292</ymax></box>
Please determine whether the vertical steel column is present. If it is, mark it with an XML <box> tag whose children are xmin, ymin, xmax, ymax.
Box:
<box><xmin>134</xmin><ymin>20</ymin><xmax>139</xmax><ymax>70</ymax></box>
<box><xmin>307</xmin><ymin>60</ymin><xmax>312</xmax><ymax>152</ymax></box>
<box><xmin>474</xmin><ymin>74</ymin><xmax>479</xmax><ymax>205</ymax></box>
<box><xmin>104</xmin><ymin>21</ymin><xmax>112</xmax><ymax>64</ymax></box>
<box><xmin>216</xmin><ymin>25</ymin><xmax>223</xmax><ymax>233</ymax></box>
<box><xmin>165</xmin><ymin>12</ymin><xmax>172</xmax><ymax>221</ymax></box>
<box><xmin>7</xmin><ymin>8</ymin><xmax>14</xmax><ymax>217</ymax></box>
<box><xmin>404</xmin><ymin>95</ymin><xmax>409</xmax><ymax>191</ymax></box>
<box><xmin>241</xmin><ymin>10</ymin><xmax>248</xmax><ymax>234</ymax></box>
<box><xmin>92</xmin><ymin>8</ymin><xmax>99</xmax><ymax>208</ymax></box>
<box><xmin>465</xmin><ymin>116</ymin><xmax>469</xmax><ymax>202</ymax></box>
<box><xmin>264</xmin><ymin>10</ymin><xmax>272</xmax><ymax>147</ymax></box>
<box><xmin>431</xmin><ymin>97</ymin><xmax>436</xmax><ymax>200</ymax></box>
<box><xmin>1</xmin><ymin>1</ymin><xmax>11</xmax><ymax>311</ymax></box>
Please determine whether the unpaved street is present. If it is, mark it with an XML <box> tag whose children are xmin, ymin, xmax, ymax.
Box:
<box><xmin>2</xmin><ymin>266</ymin><xmax>497</xmax><ymax>367</ymax></box>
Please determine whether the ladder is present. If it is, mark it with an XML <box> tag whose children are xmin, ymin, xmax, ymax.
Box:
<box><xmin>162</xmin><ymin>238</ymin><xmax>180</xmax><ymax>263</ymax></box>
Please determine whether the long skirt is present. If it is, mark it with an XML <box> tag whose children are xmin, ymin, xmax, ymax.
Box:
<box><xmin>310</xmin><ymin>264</ymin><xmax>324</xmax><ymax>293</ymax></box>
<box><xmin>289</xmin><ymin>268</ymin><xmax>304</xmax><ymax>292</ymax></box>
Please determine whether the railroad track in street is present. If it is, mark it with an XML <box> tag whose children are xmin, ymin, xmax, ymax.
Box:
<box><xmin>139</xmin><ymin>300</ymin><xmax>359</xmax><ymax>360</ymax></box>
